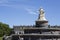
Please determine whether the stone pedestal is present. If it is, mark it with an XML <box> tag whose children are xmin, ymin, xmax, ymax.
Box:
<box><xmin>36</xmin><ymin>20</ymin><xmax>48</xmax><ymax>27</ymax></box>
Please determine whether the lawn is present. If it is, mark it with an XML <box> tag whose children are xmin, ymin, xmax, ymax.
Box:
<box><xmin>0</xmin><ymin>37</ymin><xmax>3</xmax><ymax>40</ymax></box>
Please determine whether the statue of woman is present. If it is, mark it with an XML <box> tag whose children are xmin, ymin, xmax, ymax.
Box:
<box><xmin>38</xmin><ymin>8</ymin><xmax>47</xmax><ymax>21</ymax></box>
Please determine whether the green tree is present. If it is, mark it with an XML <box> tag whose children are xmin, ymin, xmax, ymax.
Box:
<box><xmin>0</xmin><ymin>22</ymin><xmax>11</xmax><ymax>37</ymax></box>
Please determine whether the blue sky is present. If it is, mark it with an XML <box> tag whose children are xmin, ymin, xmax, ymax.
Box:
<box><xmin>0</xmin><ymin>0</ymin><xmax>60</xmax><ymax>28</ymax></box>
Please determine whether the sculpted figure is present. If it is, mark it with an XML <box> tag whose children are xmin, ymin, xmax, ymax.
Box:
<box><xmin>38</xmin><ymin>8</ymin><xmax>47</xmax><ymax>21</ymax></box>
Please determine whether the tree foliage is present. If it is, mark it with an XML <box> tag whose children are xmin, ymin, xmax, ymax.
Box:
<box><xmin>0</xmin><ymin>22</ymin><xmax>11</xmax><ymax>37</ymax></box>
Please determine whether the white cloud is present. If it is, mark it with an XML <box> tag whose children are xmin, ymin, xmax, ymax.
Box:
<box><xmin>0</xmin><ymin>0</ymin><xmax>8</xmax><ymax>3</ymax></box>
<box><xmin>0</xmin><ymin>0</ymin><xmax>39</xmax><ymax>15</ymax></box>
<box><xmin>25</xmin><ymin>8</ymin><xmax>38</xmax><ymax>15</ymax></box>
<box><xmin>0</xmin><ymin>0</ymin><xmax>33</xmax><ymax>9</ymax></box>
<box><xmin>0</xmin><ymin>0</ymin><xmax>10</xmax><ymax>7</ymax></box>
